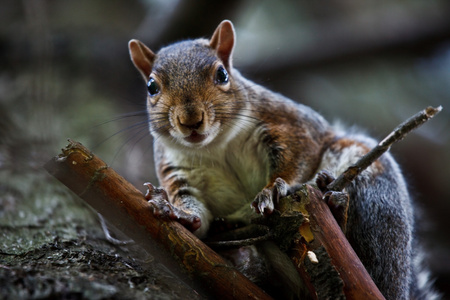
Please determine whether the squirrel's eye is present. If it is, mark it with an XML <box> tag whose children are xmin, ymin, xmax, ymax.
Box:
<box><xmin>147</xmin><ymin>78</ymin><xmax>160</xmax><ymax>96</ymax></box>
<box><xmin>215</xmin><ymin>66</ymin><xmax>229</xmax><ymax>85</ymax></box>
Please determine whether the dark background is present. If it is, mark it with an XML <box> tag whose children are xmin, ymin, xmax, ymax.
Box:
<box><xmin>1</xmin><ymin>0</ymin><xmax>449</xmax><ymax>298</ymax></box>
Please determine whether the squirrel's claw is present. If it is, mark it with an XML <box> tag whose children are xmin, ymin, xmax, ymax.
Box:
<box><xmin>144</xmin><ymin>182</ymin><xmax>169</xmax><ymax>201</ymax></box>
<box><xmin>251</xmin><ymin>177</ymin><xmax>289</xmax><ymax>216</ymax></box>
<box><xmin>315</xmin><ymin>170</ymin><xmax>335</xmax><ymax>192</ymax></box>
<box><xmin>144</xmin><ymin>182</ymin><xmax>201</xmax><ymax>232</ymax></box>
<box><xmin>315</xmin><ymin>171</ymin><xmax>349</xmax><ymax>232</ymax></box>
<box><xmin>315</xmin><ymin>171</ymin><xmax>348</xmax><ymax>207</ymax></box>
<box><xmin>252</xmin><ymin>188</ymin><xmax>274</xmax><ymax>216</ymax></box>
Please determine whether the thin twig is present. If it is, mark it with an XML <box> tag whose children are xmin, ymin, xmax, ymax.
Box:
<box><xmin>205</xmin><ymin>233</ymin><xmax>271</xmax><ymax>249</ymax></box>
<box><xmin>327</xmin><ymin>106</ymin><xmax>442</xmax><ymax>192</ymax></box>
<box><xmin>204</xmin><ymin>224</ymin><xmax>271</xmax><ymax>249</ymax></box>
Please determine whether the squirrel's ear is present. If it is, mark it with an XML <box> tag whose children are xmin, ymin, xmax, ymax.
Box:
<box><xmin>210</xmin><ymin>20</ymin><xmax>235</xmax><ymax>70</ymax></box>
<box><xmin>128</xmin><ymin>39</ymin><xmax>155</xmax><ymax>80</ymax></box>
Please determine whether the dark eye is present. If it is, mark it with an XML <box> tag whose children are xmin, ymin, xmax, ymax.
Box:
<box><xmin>215</xmin><ymin>66</ymin><xmax>229</xmax><ymax>85</ymax></box>
<box><xmin>147</xmin><ymin>78</ymin><xmax>160</xmax><ymax>96</ymax></box>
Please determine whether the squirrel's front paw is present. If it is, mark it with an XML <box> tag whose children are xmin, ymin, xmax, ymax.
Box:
<box><xmin>315</xmin><ymin>170</ymin><xmax>348</xmax><ymax>207</ymax></box>
<box><xmin>144</xmin><ymin>183</ymin><xmax>201</xmax><ymax>232</ymax></box>
<box><xmin>316</xmin><ymin>169</ymin><xmax>335</xmax><ymax>192</ymax></box>
<box><xmin>251</xmin><ymin>178</ymin><xmax>288</xmax><ymax>216</ymax></box>
<box><xmin>315</xmin><ymin>171</ymin><xmax>349</xmax><ymax>232</ymax></box>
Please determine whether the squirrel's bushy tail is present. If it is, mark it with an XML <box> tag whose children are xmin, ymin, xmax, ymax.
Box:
<box><xmin>410</xmin><ymin>248</ymin><xmax>441</xmax><ymax>300</ymax></box>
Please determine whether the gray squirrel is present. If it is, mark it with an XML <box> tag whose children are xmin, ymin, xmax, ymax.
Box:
<box><xmin>128</xmin><ymin>20</ymin><xmax>438</xmax><ymax>299</ymax></box>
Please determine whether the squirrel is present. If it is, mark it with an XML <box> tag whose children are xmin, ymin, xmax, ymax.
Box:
<box><xmin>128</xmin><ymin>20</ymin><xmax>437</xmax><ymax>299</ymax></box>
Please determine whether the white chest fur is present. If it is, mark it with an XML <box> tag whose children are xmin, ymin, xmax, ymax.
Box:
<box><xmin>161</xmin><ymin>125</ymin><xmax>270</xmax><ymax>218</ymax></box>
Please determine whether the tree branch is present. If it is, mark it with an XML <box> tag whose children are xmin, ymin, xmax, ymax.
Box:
<box><xmin>270</xmin><ymin>106</ymin><xmax>442</xmax><ymax>299</ymax></box>
<box><xmin>327</xmin><ymin>106</ymin><xmax>442</xmax><ymax>192</ymax></box>
<box><xmin>43</xmin><ymin>106</ymin><xmax>441</xmax><ymax>299</ymax></box>
<box><xmin>274</xmin><ymin>185</ymin><xmax>385</xmax><ymax>299</ymax></box>
<box><xmin>44</xmin><ymin>140</ymin><xmax>272</xmax><ymax>300</ymax></box>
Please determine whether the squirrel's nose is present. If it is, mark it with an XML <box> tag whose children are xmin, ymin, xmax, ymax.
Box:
<box><xmin>178</xmin><ymin>112</ymin><xmax>204</xmax><ymax>130</ymax></box>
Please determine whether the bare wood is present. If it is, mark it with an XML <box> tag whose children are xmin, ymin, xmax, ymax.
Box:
<box><xmin>327</xmin><ymin>106</ymin><xmax>442</xmax><ymax>192</ymax></box>
<box><xmin>44</xmin><ymin>139</ymin><xmax>272</xmax><ymax>300</ymax></box>
<box><xmin>278</xmin><ymin>185</ymin><xmax>385</xmax><ymax>300</ymax></box>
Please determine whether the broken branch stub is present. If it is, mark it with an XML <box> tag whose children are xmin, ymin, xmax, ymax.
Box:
<box><xmin>276</xmin><ymin>185</ymin><xmax>385</xmax><ymax>300</ymax></box>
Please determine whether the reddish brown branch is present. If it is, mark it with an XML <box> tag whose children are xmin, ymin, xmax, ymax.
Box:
<box><xmin>44</xmin><ymin>140</ymin><xmax>272</xmax><ymax>300</ymax></box>
<box><xmin>278</xmin><ymin>185</ymin><xmax>385</xmax><ymax>300</ymax></box>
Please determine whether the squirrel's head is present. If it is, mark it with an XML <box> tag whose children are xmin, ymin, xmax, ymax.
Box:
<box><xmin>128</xmin><ymin>20</ymin><xmax>245</xmax><ymax>149</ymax></box>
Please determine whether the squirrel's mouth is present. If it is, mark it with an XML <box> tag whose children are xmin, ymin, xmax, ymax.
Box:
<box><xmin>184</xmin><ymin>130</ymin><xmax>207</xmax><ymax>144</ymax></box>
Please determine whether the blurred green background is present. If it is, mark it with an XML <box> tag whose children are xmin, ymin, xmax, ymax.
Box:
<box><xmin>1</xmin><ymin>0</ymin><xmax>449</xmax><ymax>297</ymax></box>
